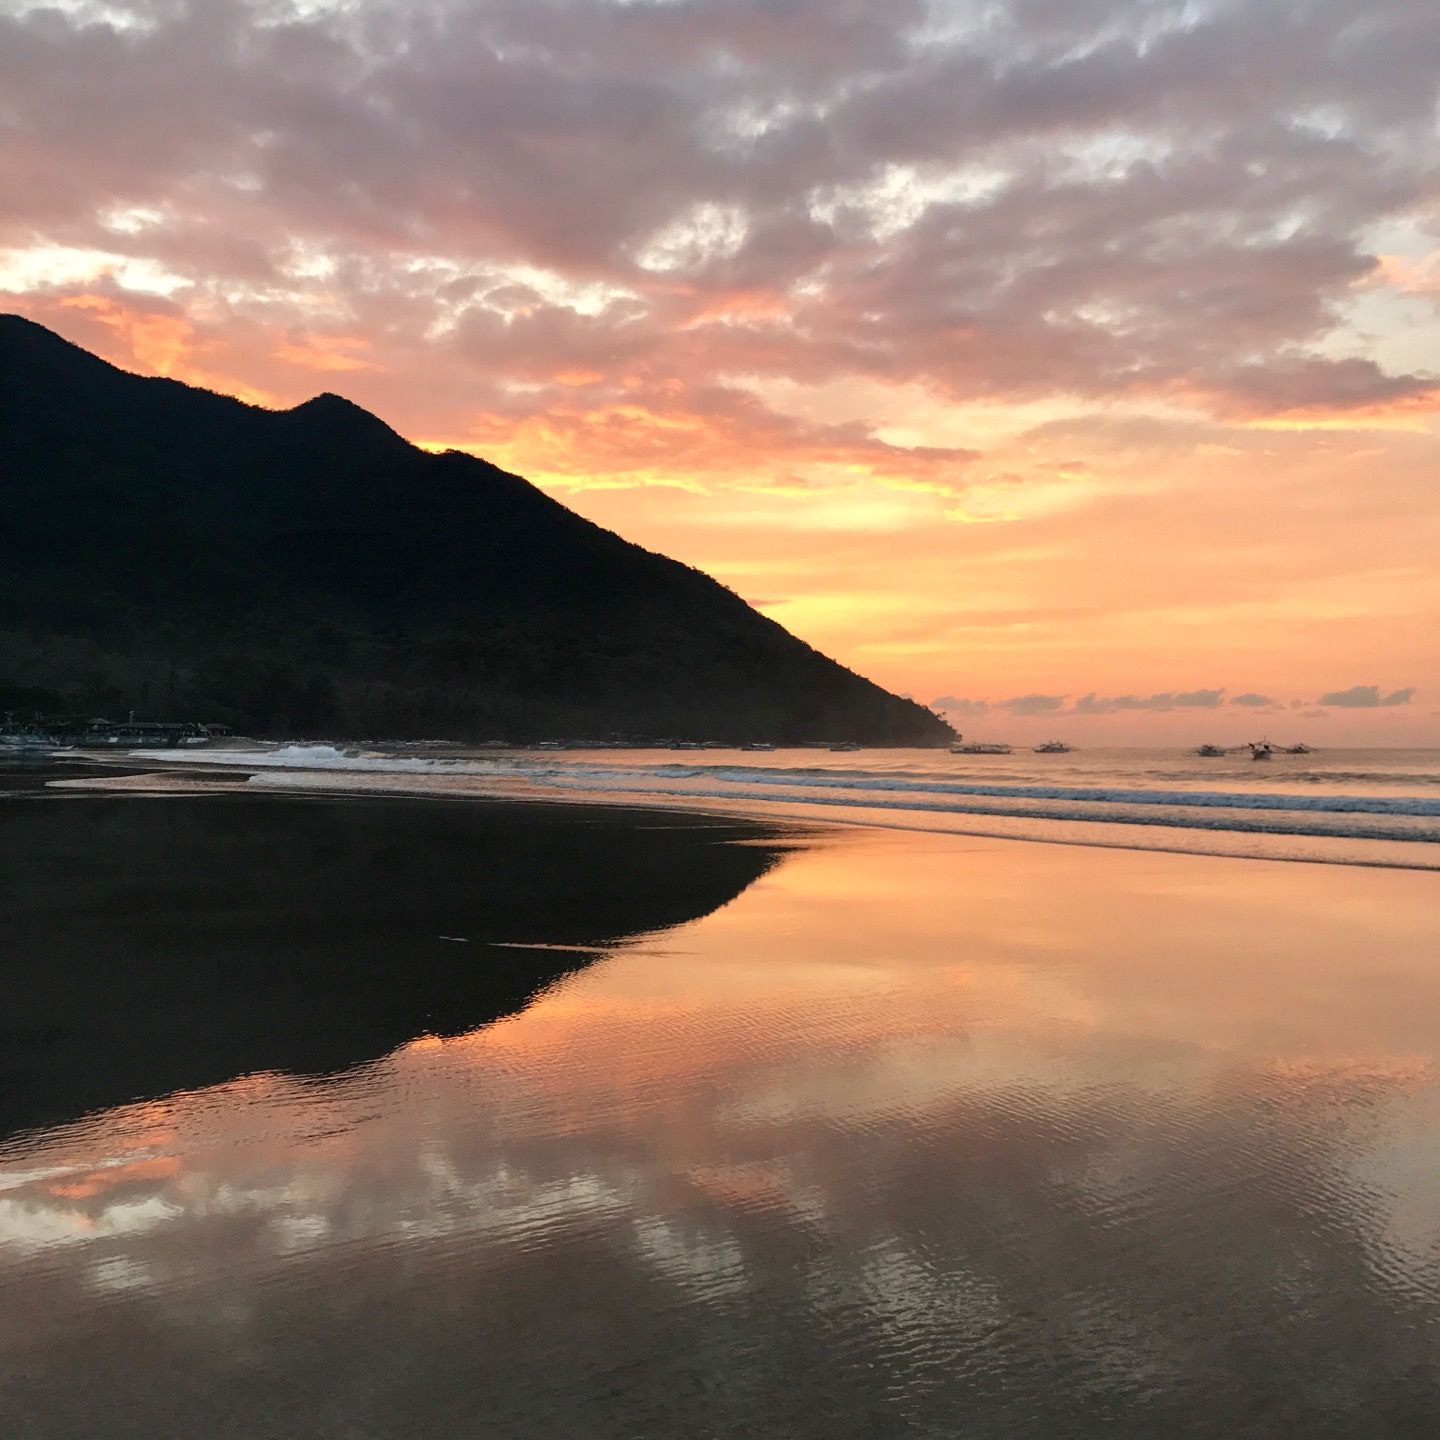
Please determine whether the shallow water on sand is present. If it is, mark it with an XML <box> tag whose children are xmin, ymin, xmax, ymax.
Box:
<box><xmin>116</xmin><ymin>743</ymin><xmax>1440</xmax><ymax>869</ymax></box>
<box><xmin>4</xmin><ymin>781</ymin><xmax>1440</xmax><ymax>1438</ymax></box>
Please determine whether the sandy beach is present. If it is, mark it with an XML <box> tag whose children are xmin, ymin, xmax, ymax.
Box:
<box><xmin>4</xmin><ymin>767</ymin><xmax>1440</xmax><ymax>1437</ymax></box>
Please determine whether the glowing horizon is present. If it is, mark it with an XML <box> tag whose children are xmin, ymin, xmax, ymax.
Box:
<box><xmin>4</xmin><ymin>0</ymin><xmax>1436</xmax><ymax>743</ymax></box>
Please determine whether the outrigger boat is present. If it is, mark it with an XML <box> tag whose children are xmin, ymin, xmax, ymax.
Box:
<box><xmin>1033</xmin><ymin>741</ymin><xmax>1073</xmax><ymax>754</ymax></box>
<box><xmin>1248</xmin><ymin>741</ymin><xmax>1274</xmax><ymax>761</ymax></box>
<box><xmin>1195</xmin><ymin>744</ymin><xmax>1227</xmax><ymax>757</ymax></box>
<box><xmin>951</xmin><ymin>742</ymin><xmax>1012</xmax><ymax>755</ymax></box>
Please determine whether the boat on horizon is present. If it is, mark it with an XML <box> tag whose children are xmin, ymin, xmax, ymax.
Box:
<box><xmin>1033</xmin><ymin>741</ymin><xmax>1073</xmax><ymax>754</ymax></box>
<box><xmin>951</xmin><ymin>742</ymin><xmax>1012</xmax><ymax>755</ymax></box>
<box><xmin>1248</xmin><ymin>741</ymin><xmax>1274</xmax><ymax>761</ymax></box>
<box><xmin>1284</xmin><ymin>742</ymin><xmax>1312</xmax><ymax>754</ymax></box>
<box><xmin>1195</xmin><ymin>744</ymin><xmax>1227</xmax><ymax>757</ymax></box>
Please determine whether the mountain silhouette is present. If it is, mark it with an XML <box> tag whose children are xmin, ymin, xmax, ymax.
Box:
<box><xmin>0</xmin><ymin>314</ymin><xmax>951</xmax><ymax>743</ymax></box>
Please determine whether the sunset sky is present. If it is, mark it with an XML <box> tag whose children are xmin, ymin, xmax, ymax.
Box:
<box><xmin>4</xmin><ymin>0</ymin><xmax>1436</xmax><ymax>741</ymax></box>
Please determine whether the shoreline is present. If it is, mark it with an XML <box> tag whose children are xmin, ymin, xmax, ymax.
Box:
<box><xmin>33</xmin><ymin>755</ymin><xmax>827</xmax><ymax>842</ymax></box>
<box><xmin>35</xmin><ymin>749</ymin><xmax>1440</xmax><ymax>875</ymax></box>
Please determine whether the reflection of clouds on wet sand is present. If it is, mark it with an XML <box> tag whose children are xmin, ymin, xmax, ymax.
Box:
<box><xmin>3</xmin><ymin>833</ymin><xmax>1440</xmax><ymax>1437</ymax></box>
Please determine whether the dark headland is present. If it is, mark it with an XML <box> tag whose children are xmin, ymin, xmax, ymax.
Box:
<box><xmin>0</xmin><ymin>315</ymin><xmax>952</xmax><ymax>745</ymax></box>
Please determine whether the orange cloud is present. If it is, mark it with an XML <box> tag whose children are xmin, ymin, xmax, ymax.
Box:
<box><xmin>681</xmin><ymin>288</ymin><xmax>794</xmax><ymax>326</ymax></box>
<box><xmin>273</xmin><ymin>332</ymin><xmax>378</xmax><ymax>373</ymax></box>
<box><xmin>1241</xmin><ymin>391</ymin><xmax>1440</xmax><ymax>433</ymax></box>
<box><xmin>49</xmin><ymin>293</ymin><xmax>274</xmax><ymax>405</ymax></box>
<box><xmin>439</xmin><ymin>382</ymin><xmax>979</xmax><ymax>500</ymax></box>
<box><xmin>1374</xmin><ymin>252</ymin><xmax>1440</xmax><ymax>298</ymax></box>
<box><xmin>59</xmin><ymin>293</ymin><xmax>193</xmax><ymax>377</ymax></box>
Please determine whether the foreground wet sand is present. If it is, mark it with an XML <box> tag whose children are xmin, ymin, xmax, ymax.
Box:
<box><xmin>1</xmin><ymin>785</ymin><xmax>795</xmax><ymax>1132</ymax></box>
<box><xmin>3</xmin><ymin>791</ymin><xmax>1440</xmax><ymax>1438</ymax></box>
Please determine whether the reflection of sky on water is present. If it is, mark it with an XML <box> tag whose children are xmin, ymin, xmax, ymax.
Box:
<box><xmin>3</xmin><ymin>832</ymin><xmax>1440</xmax><ymax>1437</ymax></box>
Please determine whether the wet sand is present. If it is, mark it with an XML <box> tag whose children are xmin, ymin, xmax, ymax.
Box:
<box><xmin>3</xmin><ymin>775</ymin><xmax>1440</xmax><ymax>1438</ymax></box>
<box><xmin>1</xmin><ymin>778</ymin><xmax>798</xmax><ymax>1133</ymax></box>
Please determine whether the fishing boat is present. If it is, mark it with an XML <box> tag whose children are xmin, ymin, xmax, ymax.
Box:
<box><xmin>1195</xmin><ymin>744</ymin><xmax>1227</xmax><ymax>757</ymax></box>
<box><xmin>1284</xmin><ymin>743</ymin><xmax>1312</xmax><ymax>755</ymax></box>
<box><xmin>741</xmin><ymin>742</ymin><xmax>777</xmax><ymax>752</ymax></box>
<box><xmin>1248</xmin><ymin>741</ymin><xmax>1274</xmax><ymax>761</ymax></box>
<box><xmin>951</xmin><ymin>742</ymin><xmax>1012</xmax><ymax>755</ymax></box>
<box><xmin>1033</xmin><ymin>741</ymin><xmax>1073</xmax><ymax>754</ymax></box>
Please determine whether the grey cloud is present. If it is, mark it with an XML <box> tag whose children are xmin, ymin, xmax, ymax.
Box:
<box><xmin>1</xmin><ymin>0</ymin><xmax>1437</xmax><ymax>424</ymax></box>
<box><xmin>931</xmin><ymin>696</ymin><xmax>990</xmax><ymax>718</ymax></box>
<box><xmin>1002</xmin><ymin>693</ymin><xmax>1066</xmax><ymax>716</ymax></box>
<box><xmin>941</xmin><ymin>687</ymin><xmax>1304</xmax><ymax>718</ymax></box>
<box><xmin>1074</xmin><ymin>689</ymin><xmax>1224</xmax><ymax>714</ymax></box>
<box><xmin>1317</xmin><ymin>685</ymin><xmax>1416</xmax><ymax>707</ymax></box>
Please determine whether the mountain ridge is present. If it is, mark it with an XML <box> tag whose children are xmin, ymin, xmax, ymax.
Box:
<box><xmin>0</xmin><ymin>315</ymin><xmax>953</xmax><ymax>744</ymax></box>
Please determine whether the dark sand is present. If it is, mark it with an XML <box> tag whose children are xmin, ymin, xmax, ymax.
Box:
<box><xmin>2</xmin><ymin>762</ymin><xmax>794</xmax><ymax>1133</ymax></box>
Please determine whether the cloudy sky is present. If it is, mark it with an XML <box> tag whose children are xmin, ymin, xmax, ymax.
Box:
<box><xmin>4</xmin><ymin>0</ymin><xmax>1436</xmax><ymax>740</ymax></box>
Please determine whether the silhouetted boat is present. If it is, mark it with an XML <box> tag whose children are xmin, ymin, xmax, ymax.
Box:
<box><xmin>951</xmin><ymin>742</ymin><xmax>1012</xmax><ymax>754</ymax></box>
<box><xmin>1195</xmin><ymin>744</ymin><xmax>1227</xmax><ymax>757</ymax></box>
<box><xmin>1248</xmin><ymin>741</ymin><xmax>1273</xmax><ymax>761</ymax></box>
<box><xmin>1285</xmin><ymin>743</ymin><xmax>1312</xmax><ymax>754</ymax></box>
<box><xmin>741</xmin><ymin>743</ymin><xmax>777</xmax><ymax>752</ymax></box>
<box><xmin>1033</xmin><ymin>741</ymin><xmax>1073</xmax><ymax>753</ymax></box>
